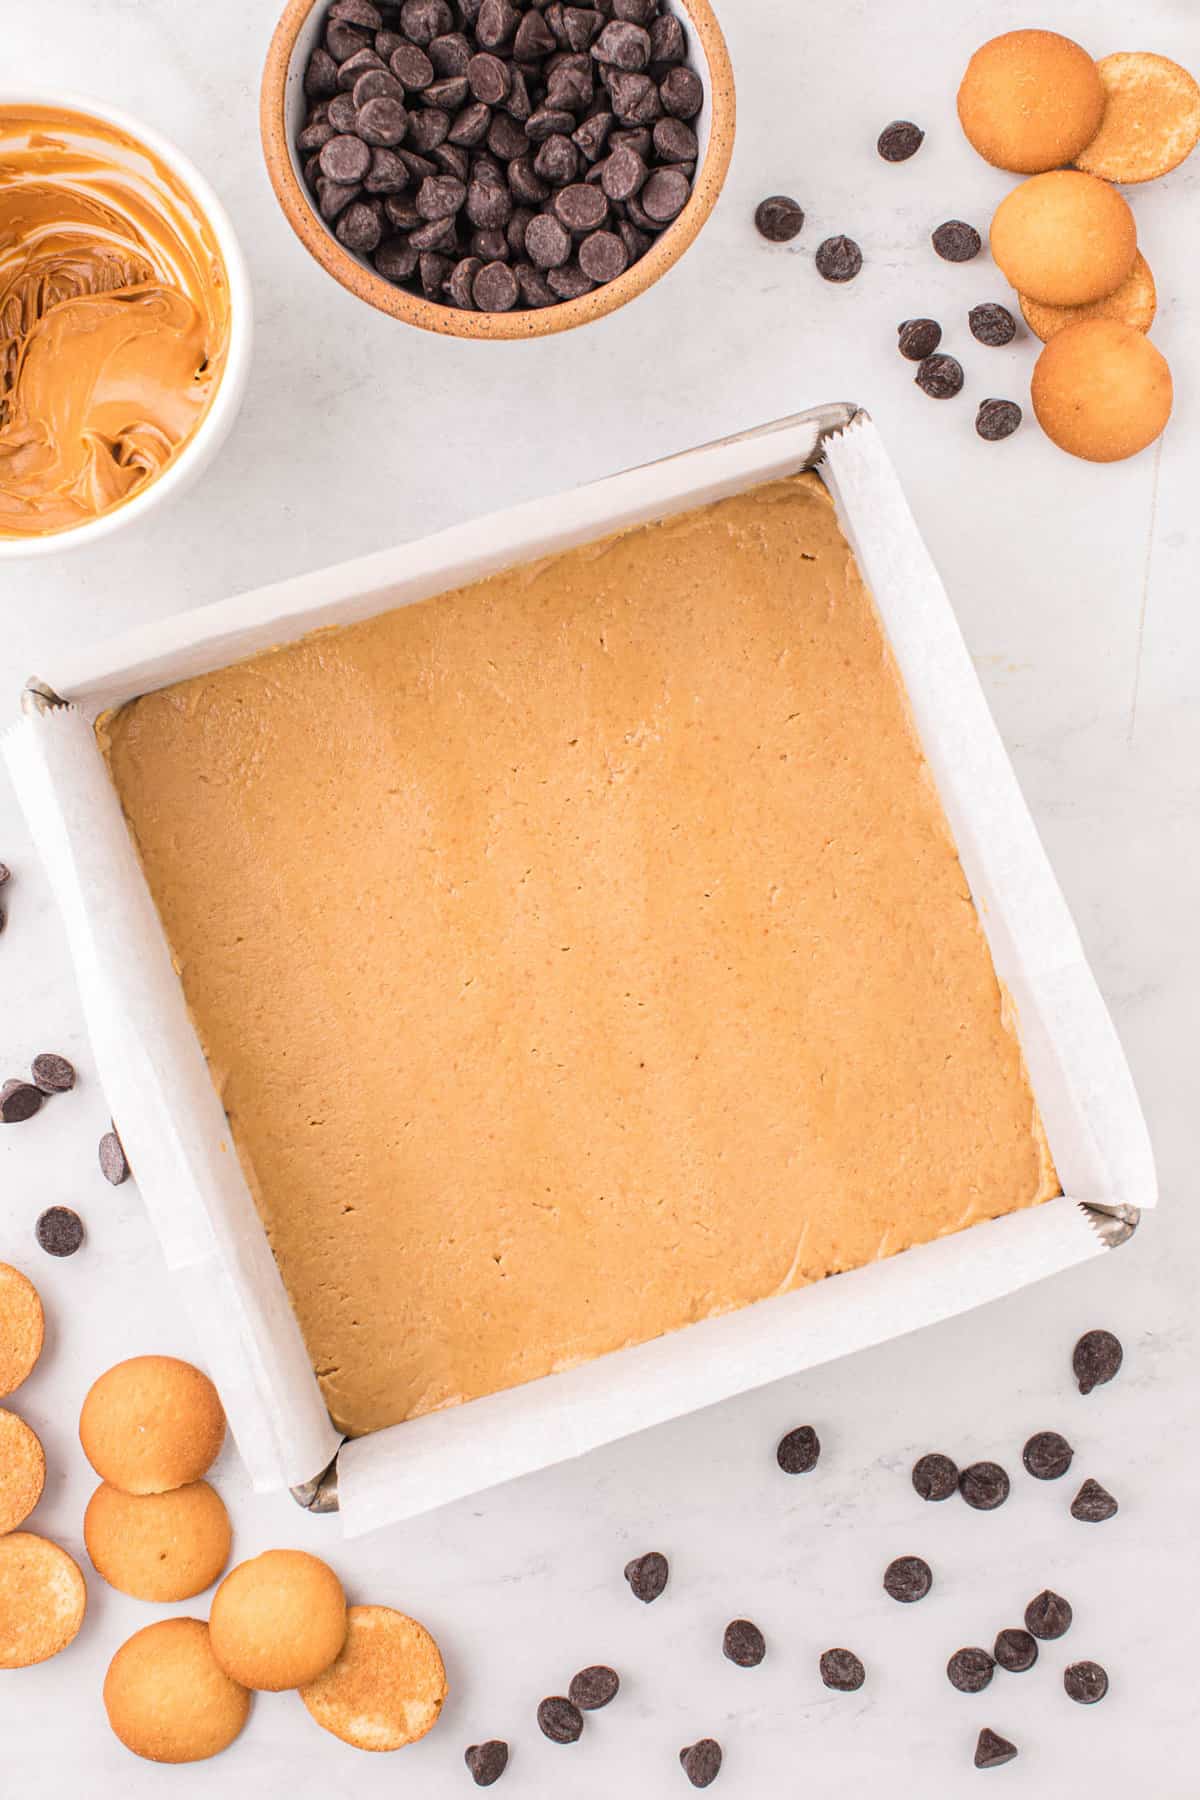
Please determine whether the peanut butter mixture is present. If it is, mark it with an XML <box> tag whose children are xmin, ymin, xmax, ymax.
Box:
<box><xmin>102</xmin><ymin>477</ymin><xmax>1056</xmax><ymax>1436</ymax></box>
<box><xmin>0</xmin><ymin>107</ymin><xmax>230</xmax><ymax>539</ymax></box>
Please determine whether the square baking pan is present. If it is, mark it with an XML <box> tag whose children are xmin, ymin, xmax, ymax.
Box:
<box><xmin>3</xmin><ymin>405</ymin><xmax>1156</xmax><ymax>1536</ymax></box>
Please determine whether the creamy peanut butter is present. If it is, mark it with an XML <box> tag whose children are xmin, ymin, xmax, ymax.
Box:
<box><xmin>0</xmin><ymin>107</ymin><xmax>230</xmax><ymax>539</ymax></box>
<box><xmin>102</xmin><ymin>477</ymin><xmax>1057</xmax><ymax>1436</ymax></box>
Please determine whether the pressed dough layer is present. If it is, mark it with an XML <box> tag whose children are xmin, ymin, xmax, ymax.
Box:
<box><xmin>102</xmin><ymin>476</ymin><xmax>1057</xmax><ymax>1436</ymax></box>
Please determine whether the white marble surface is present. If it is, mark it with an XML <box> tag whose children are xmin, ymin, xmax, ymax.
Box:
<box><xmin>1</xmin><ymin>1</ymin><xmax>1198</xmax><ymax>1794</ymax></box>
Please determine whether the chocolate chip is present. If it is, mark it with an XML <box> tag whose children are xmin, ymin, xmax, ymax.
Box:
<box><xmin>448</xmin><ymin>101</ymin><xmax>492</xmax><ymax>146</ymax></box>
<box><xmin>600</xmin><ymin>143</ymin><xmax>646</xmax><ymax>199</ymax></box>
<box><xmin>659</xmin><ymin>64</ymin><xmax>702</xmax><ymax>119</ymax></box>
<box><xmin>526</xmin><ymin>106</ymin><xmax>577</xmax><ymax>144</ymax></box>
<box><xmin>429</xmin><ymin>31</ymin><xmax>471</xmax><ymax>76</ymax></box>
<box><xmin>337</xmin><ymin>200</ymin><xmax>385</xmax><ymax>251</ymax></box>
<box><xmin>568</xmin><ymin>1665</ymin><xmax>619</xmax><ymax>1710</ymax></box>
<box><xmin>722</xmin><ymin>1619</ymin><xmax>765</xmax><ymax>1667</ymax></box>
<box><xmin>488</xmin><ymin>112</ymin><xmax>530</xmax><ymax>159</ymax></box>
<box><xmin>649</xmin><ymin>13</ymin><xmax>686</xmax><ymax>64</ymax></box>
<box><xmin>819</xmin><ymin>1648</ymin><xmax>865</xmax><ymax>1691</ymax></box>
<box><xmin>947</xmin><ymin>1647</ymin><xmax>995</xmax><ymax>1693</ymax></box>
<box><xmin>465</xmin><ymin>1741</ymin><xmax>509</xmax><ymax>1787</ymax></box>
<box><xmin>593</xmin><ymin>20</ymin><xmax>651</xmax><ymax>72</ymax></box>
<box><xmin>617</xmin><ymin>217</ymin><xmax>651</xmax><ymax>261</ymax></box>
<box><xmin>509</xmin><ymin>155</ymin><xmax>550</xmax><ymax>202</ymax></box>
<box><xmin>915</xmin><ymin>352</ymin><xmax>964</xmax><ymax>399</ymax></box>
<box><xmin>470</xmin><ymin>226</ymin><xmax>509</xmax><ymax>260</ymax></box>
<box><xmin>99</xmin><ymin>1128</ymin><xmax>130</xmax><ymax>1185</ymax></box>
<box><xmin>976</xmin><ymin>398</ymin><xmax>1022</xmax><ymax>441</ymax></box>
<box><xmin>547</xmin><ymin>64</ymin><xmax>594</xmax><ymax>113</ymax></box>
<box><xmin>390</xmin><ymin>42</ymin><xmax>435</xmax><ymax>88</ymax></box>
<box><xmin>932</xmin><ymin>219</ymin><xmax>981</xmax><ymax>262</ymax></box>
<box><xmin>476</xmin><ymin>0</ymin><xmax>518</xmax><ymax>51</ymax></box>
<box><xmin>466</xmin><ymin>166</ymin><xmax>513</xmax><ymax>227</ymax></box>
<box><xmin>375</xmin><ymin>235</ymin><xmax>420</xmax><ymax>281</ymax></box>
<box><xmin>536</xmin><ymin>1696</ymin><xmax>583</xmax><ymax>1744</ymax></box>
<box><xmin>473</xmin><ymin>259</ymin><xmax>519</xmax><ymax>310</ymax></box>
<box><xmin>613</xmin><ymin>0</ymin><xmax>655</xmax><ymax>20</ymax></box>
<box><xmin>573</xmin><ymin>111</ymin><xmax>613</xmax><ymax>161</ymax></box>
<box><xmin>1022</xmin><ymin>1431</ymin><xmax>1073</xmax><ymax>1481</ymax></box>
<box><xmin>993</xmin><ymin>1628</ymin><xmax>1038</xmax><ymax>1673</ymax></box>
<box><xmin>327</xmin><ymin>21</ymin><xmax>371</xmax><ymax>62</ymax></box>
<box><xmin>331</xmin><ymin>0</ymin><xmax>381</xmax><ymax>26</ymax></box>
<box><xmin>417</xmin><ymin>173</ymin><xmax>467</xmax><ymax>218</ymax></box>
<box><xmin>384</xmin><ymin>193</ymin><xmax>422</xmax><ymax>230</ymax></box>
<box><xmin>353</xmin><ymin>68</ymin><xmax>404</xmax><ymax>105</ymax></box>
<box><xmin>426</xmin><ymin>74</ymin><xmax>470</xmax><ymax>109</ymax></box>
<box><xmin>320</xmin><ymin>134</ymin><xmax>372</xmax><ymax>184</ymax></box>
<box><xmin>815</xmin><ymin>235</ymin><xmax>862</xmax><ymax>282</ymax></box>
<box><xmin>445</xmin><ymin>254</ymin><xmax>482</xmax><ymax>305</ymax></box>
<box><xmin>306</xmin><ymin>47</ymin><xmax>340</xmax><ymax>99</ymax></box>
<box><xmin>564</xmin><ymin>7</ymin><xmax>604</xmax><ymax>52</ymax></box>
<box><xmin>754</xmin><ymin>194</ymin><xmax>804</xmax><ymax>243</ymax></box>
<box><xmin>364</xmin><ymin>146</ymin><xmax>411</xmax><ymax>191</ymax></box>
<box><xmin>883</xmin><ymin>1555</ymin><xmax>932</xmax><ymax>1603</ymax></box>
<box><xmin>407</xmin><ymin>106</ymin><xmax>450</xmax><ymax>151</ymax></box>
<box><xmin>1073</xmin><ymin>1329</ymin><xmax>1123</xmax><ymax>1395</ymax></box>
<box><xmin>31</xmin><ymin>1054</ymin><xmax>75</xmax><ymax>1094</ymax></box>
<box><xmin>505</xmin><ymin>204</ymin><xmax>534</xmax><ymax>257</ymax></box>
<box><xmin>327</xmin><ymin>92</ymin><xmax>360</xmax><ymax>132</ymax></box>
<box><xmin>911</xmin><ymin>1451</ymin><xmax>958</xmax><ymax>1499</ymax></box>
<box><xmin>776</xmin><ymin>1425</ymin><xmax>820</xmax><ymax>1474</ymax></box>
<box><xmin>1064</xmin><ymin>1660</ymin><xmax>1108</xmax><ymax>1705</ymax></box>
<box><xmin>525</xmin><ymin>212</ymin><xmax>571</xmax><ymax>267</ymax></box>
<box><xmin>515</xmin><ymin>262</ymin><xmax>556</xmax><ymax>306</ymax></box>
<box><xmin>337</xmin><ymin>46</ymin><xmax>385</xmax><ymax>89</ymax></box>
<box><xmin>640</xmin><ymin>165</ymin><xmax>689</xmax><ymax>222</ymax></box>
<box><xmin>624</xmin><ymin>1550</ymin><xmax>668</xmax><ymax>1603</ymax></box>
<box><xmin>959</xmin><ymin>1461</ymin><xmax>1009</xmax><ymax>1509</ymax></box>
<box><xmin>969</xmin><ymin>302</ymin><xmax>1016</xmax><ymax>347</ymax></box>
<box><xmin>578</xmin><ymin>228</ymin><xmax>627</xmax><ymax>282</ymax></box>
<box><xmin>974</xmin><ymin>1729</ymin><xmax>1017</xmax><ymax>1770</ymax></box>
<box><xmin>679</xmin><ymin>1740</ymin><xmax>722</xmax><ymax>1789</ymax></box>
<box><xmin>1</xmin><ymin>1082</ymin><xmax>43</xmax><ymax>1124</ymax></box>
<box><xmin>419</xmin><ymin>250</ymin><xmax>453</xmax><ymax>295</ymax></box>
<box><xmin>555</xmin><ymin>181</ymin><xmax>608</xmax><ymax>233</ymax></box>
<box><xmin>654</xmin><ymin>117</ymin><xmax>697</xmax><ymax>163</ymax></box>
<box><xmin>1071</xmin><ymin>1478</ymin><xmax>1118</xmax><ymax>1523</ymax></box>
<box><xmin>550</xmin><ymin>262</ymin><xmax>597</xmax><ymax>298</ymax></box>
<box><xmin>402</xmin><ymin>0</ymin><xmax>453</xmax><ymax>44</ymax></box>
<box><xmin>317</xmin><ymin>177</ymin><xmax>360</xmax><ymax>220</ymax></box>
<box><xmin>534</xmin><ymin>133</ymin><xmax>580</xmax><ymax>184</ymax></box>
<box><xmin>1024</xmin><ymin>1589</ymin><xmax>1072</xmax><ymax>1640</ymax></box>
<box><xmin>36</xmin><ymin>1206</ymin><xmax>84</xmax><ymax>1257</ymax></box>
<box><xmin>877</xmin><ymin>120</ymin><xmax>924</xmax><ymax>162</ymax></box>
<box><xmin>513</xmin><ymin>8</ymin><xmax>557</xmax><ymax>58</ymax></box>
<box><xmin>606</xmin><ymin>70</ymin><xmax>660</xmax><ymax>125</ymax></box>
<box><xmin>897</xmin><ymin>318</ymin><xmax>941</xmax><ymax>361</ymax></box>
<box><xmin>466</xmin><ymin>49</ymin><xmax>509</xmax><ymax>102</ymax></box>
<box><xmin>299</xmin><ymin>114</ymin><xmax>336</xmax><ymax>152</ymax></box>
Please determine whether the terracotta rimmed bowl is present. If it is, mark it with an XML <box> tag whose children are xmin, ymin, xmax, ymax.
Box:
<box><xmin>261</xmin><ymin>0</ymin><xmax>735</xmax><ymax>339</ymax></box>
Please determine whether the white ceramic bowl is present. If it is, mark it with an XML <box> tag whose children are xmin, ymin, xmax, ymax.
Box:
<box><xmin>0</xmin><ymin>91</ymin><xmax>252</xmax><ymax>559</ymax></box>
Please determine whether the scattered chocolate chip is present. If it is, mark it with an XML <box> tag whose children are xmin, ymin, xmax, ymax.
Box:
<box><xmin>897</xmin><ymin>317</ymin><xmax>942</xmax><ymax>361</ymax></box>
<box><xmin>1022</xmin><ymin>1431</ymin><xmax>1073</xmax><ymax>1481</ymax></box>
<box><xmin>465</xmin><ymin>1740</ymin><xmax>509</xmax><ymax>1786</ymax></box>
<box><xmin>1064</xmin><ymin>1660</ymin><xmax>1108</xmax><ymax>1705</ymax></box>
<box><xmin>99</xmin><ymin>1128</ymin><xmax>130</xmax><ymax>1186</ymax></box>
<box><xmin>916</xmin><ymin>352</ymin><xmax>964</xmax><ymax>400</ymax></box>
<box><xmin>883</xmin><ymin>1555</ymin><xmax>932</xmax><ymax>1603</ymax></box>
<box><xmin>776</xmin><ymin>1425</ymin><xmax>820</xmax><ymax>1474</ymax></box>
<box><xmin>948</xmin><ymin>1647</ymin><xmax>996</xmax><ymax>1694</ymax></box>
<box><xmin>815</xmin><ymin>235</ymin><xmax>862</xmax><ymax>283</ymax></box>
<box><xmin>819</xmin><ymin>1648</ymin><xmax>865</xmax><ymax>1692</ymax></box>
<box><xmin>993</xmin><ymin>1628</ymin><xmax>1038</xmax><ymax>1673</ymax></box>
<box><xmin>976</xmin><ymin>399</ymin><xmax>1022</xmax><ymax>441</ymax></box>
<box><xmin>1024</xmin><ymin>1589</ymin><xmax>1072</xmax><ymax>1641</ymax></box>
<box><xmin>1073</xmin><ymin>1329</ymin><xmax>1123</xmax><ymax>1395</ymax></box>
<box><xmin>911</xmin><ymin>1450</ymin><xmax>958</xmax><ymax>1499</ymax></box>
<box><xmin>932</xmin><ymin>220</ymin><xmax>981</xmax><ymax>262</ymax></box>
<box><xmin>722</xmin><ymin>1619</ymin><xmax>765</xmax><ymax>1667</ymax></box>
<box><xmin>568</xmin><ymin>1665</ymin><xmax>619</xmax><ymax>1710</ymax></box>
<box><xmin>537</xmin><ymin>1696</ymin><xmax>583</xmax><ymax>1744</ymax></box>
<box><xmin>1</xmin><ymin>1082</ymin><xmax>44</xmax><ymax>1124</ymax></box>
<box><xmin>959</xmin><ymin>1461</ymin><xmax>1010</xmax><ymax>1510</ymax></box>
<box><xmin>36</xmin><ymin>1206</ymin><xmax>84</xmax><ymax>1257</ymax></box>
<box><xmin>624</xmin><ymin>1550</ymin><xmax>668</xmax><ymax>1603</ymax></box>
<box><xmin>969</xmin><ymin>302</ymin><xmax>1016</xmax><ymax>347</ymax></box>
<box><xmin>30</xmin><ymin>1053</ymin><xmax>76</xmax><ymax>1094</ymax></box>
<box><xmin>679</xmin><ymin>1739</ymin><xmax>722</xmax><ymax>1789</ymax></box>
<box><xmin>754</xmin><ymin>194</ymin><xmax>805</xmax><ymax>243</ymax></box>
<box><xmin>1071</xmin><ymin>1478</ymin><xmax>1118</xmax><ymax>1523</ymax></box>
<box><xmin>974</xmin><ymin>1729</ymin><xmax>1017</xmax><ymax>1770</ymax></box>
<box><xmin>877</xmin><ymin>119</ymin><xmax>924</xmax><ymax>162</ymax></box>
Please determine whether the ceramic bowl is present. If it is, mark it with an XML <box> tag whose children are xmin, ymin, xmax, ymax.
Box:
<box><xmin>0</xmin><ymin>91</ymin><xmax>252</xmax><ymax>559</ymax></box>
<box><xmin>261</xmin><ymin>1</ymin><xmax>735</xmax><ymax>339</ymax></box>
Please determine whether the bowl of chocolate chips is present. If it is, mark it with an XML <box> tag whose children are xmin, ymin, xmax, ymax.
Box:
<box><xmin>262</xmin><ymin>0</ymin><xmax>734</xmax><ymax>336</ymax></box>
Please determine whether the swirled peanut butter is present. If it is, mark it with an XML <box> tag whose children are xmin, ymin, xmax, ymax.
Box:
<box><xmin>0</xmin><ymin>107</ymin><xmax>230</xmax><ymax>539</ymax></box>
